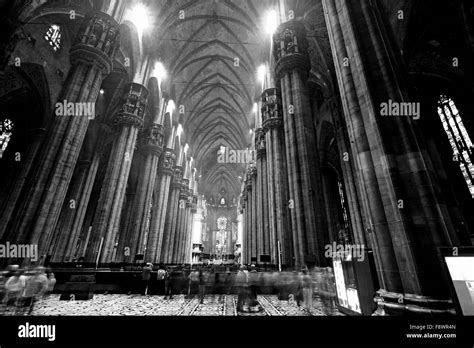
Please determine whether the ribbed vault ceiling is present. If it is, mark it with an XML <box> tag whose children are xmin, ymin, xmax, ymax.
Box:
<box><xmin>149</xmin><ymin>0</ymin><xmax>274</xmax><ymax>201</ymax></box>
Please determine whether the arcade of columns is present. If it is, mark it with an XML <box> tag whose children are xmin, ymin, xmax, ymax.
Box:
<box><xmin>0</xmin><ymin>2</ymin><xmax>203</xmax><ymax>266</ymax></box>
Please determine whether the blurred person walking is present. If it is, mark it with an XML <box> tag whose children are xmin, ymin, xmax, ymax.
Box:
<box><xmin>248</xmin><ymin>265</ymin><xmax>260</xmax><ymax>307</ymax></box>
<box><xmin>19</xmin><ymin>266</ymin><xmax>49</xmax><ymax>315</ymax></box>
<box><xmin>188</xmin><ymin>267</ymin><xmax>200</xmax><ymax>297</ymax></box>
<box><xmin>156</xmin><ymin>264</ymin><xmax>168</xmax><ymax>296</ymax></box>
<box><xmin>235</xmin><ymin>265</ymin><xmax>249</xmax><ymax>312</ymax></box>
<box><xmin>300</xmin><ymin>266</ymin><xmax>313</xmax><ymax>313</ymax></box>
<box><xmin>141</xmin><ymin>263</ymin><xmax>153</xmax><ymax>295</ymax></box>
<box><xmin>46</xmin><ymin>271</ymin><xmax>56</xmax><ymax>299</ymax></box>
<box><xmin>3</xmin><ymin>268</ymin><xmax>27</xmax><ymax>314</ymax></box>
<box><xmin>198</xmin><ymin>267</ymin><xmax>208</xmax><ymax>304</ymax></box>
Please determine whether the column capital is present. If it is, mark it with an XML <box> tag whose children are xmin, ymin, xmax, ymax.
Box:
<box><xmin>141</xmin><ymin>124</ymin><xmax>164</xmax><ymax>156</ymax></box>
<box><xmin>261</xmin><ymin>88</ymin><xmax>283</xmax><ymax>132</ymax></box>
<box><xmin>273</xmin><ymin>20</ymin><xmax>310</xmax><ymax>79</ymax></box>
<box><xmin>70</xmin><ymin>11</ymin><xmax>120</xmax><ymax>76</ymax></box>
<box><xmin>160</xmin><ymin>148</ymin><xmax>176</xmax><ymax>175</ymax></box>
<box><xmin>172</xmin><ymin>166</ymin><xmax>183</xmax><ymax>188</ymax></box>
<box><xmin>114</xmin><ymin>83</ymin><xmax>149</xmax><ymax>128</ymax></box>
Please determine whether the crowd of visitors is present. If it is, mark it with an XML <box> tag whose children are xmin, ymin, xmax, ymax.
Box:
<box><xmin>0</xmin><ymin>265</ymin><xmax>56</xmax><ymax>315</ymax></box>
<box><xmin>141</xmin><ymin>263</ymin><xmax>337</xmax><ymax>313</ymax></box>
<box><xmin>0</xmin><ymin>262</ymin><xmax>337</xmax><ymax>315</ymax></box>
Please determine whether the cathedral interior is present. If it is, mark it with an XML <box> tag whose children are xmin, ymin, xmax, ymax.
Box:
<box><xmin>0</xmin><ymin>0</ymin><xmax>474</xmax><ymax>316</ymax></box>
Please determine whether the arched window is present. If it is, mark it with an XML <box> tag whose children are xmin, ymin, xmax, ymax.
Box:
<box><xmin>45</xmin><ymin>24</ymin><xmax>61</xmax><ymax>52</ymax></box>
<box><xmin>0</xmin><ymin>119</ymin><xmax>13</xmax><ymax>158</ymax></box>
<box><xmin>437</xmin><ymin>96</ymin><xmax>474</xmax><ymax>198</ymax></box>
<box><xmin>220</xmin><ymin>197</ymin><xmax>226</xmax><ymax>205</ymax></box>
<box><xmin>337</xmin><ymin>179</ymin><xmax>352</xmax><ymax>245</ymax></box>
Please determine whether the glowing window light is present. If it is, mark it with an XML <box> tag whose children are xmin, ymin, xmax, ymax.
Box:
<box><xmin>264</xmin><ymin>10</ymin><xmax>278</xmax><ymax>35</ymax></box>
<box><xmin>176</xmin><ymin>124</ymin><xmax>183</xmax><ymax>138</ymax></box>
<box><xmin>45</xmin><ymin>24</ymin><xmax>61</xmax><ymax>52</ymax></box>
<box><xmin>437</xmin><ymin>95</ymin><xmax>474</xmax><ymax>198</ymax></box>
<box><xmin>0</xmin><ymin>119</ymin><xmax>14</xmax><ymax>158</ymax></box>
<box><xmin>257</xmin><ymin>64</ymin><xmax>266</xmax><ymax>82</ymax></box>
<box><xmin>124</xmin><ymin>4</ymin><xmax>150</xmax><ymax>48</ymax></box>
<box><xmin>153</xmin><ymin>61</ymin><xmax>167</xmax><ymax>81</ymax></box>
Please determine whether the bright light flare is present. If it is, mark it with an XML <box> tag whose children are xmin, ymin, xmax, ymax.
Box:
<box><xmin>257</xmin><ymin>64</ymin><xmax>266</xmax><ymax>83</ymax></box>
<box><xmin>166</xmin><ymin>100</ymin><xmax>175</xmax><ymax>115</ymax></box>
<box><xmin>153</xmin><ymin>61</ymin><xmax>167</xmax><ymax>81</ymax></box>
<box><xmin>177</xmin><ymin>124</ymin><xmax>183</xmax><ymax>138</ymax></box>
<box><xmin>264</xmin><ymin>10</ymin><xmax>278</xmax><ymax>35</ymax></box>
<box><xmin>252</xmin><ymin>102</ymin><xmax>259</xmax><ymax>114</ymax></box>
<box><xmin>125</xmin><ymin>4</ymin><xmax>150</xmax><ymax>38</ymax></box>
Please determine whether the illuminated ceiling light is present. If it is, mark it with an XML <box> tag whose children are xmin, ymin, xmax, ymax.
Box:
<box><xmin>257</xmin><ymin>64</ymin><xmax>266</xmax><ymax>82</ymax></box>
<box><xmin>177</xmin><ymin>124</ymin><xmax>183</xmax><ymax>138</ymax></box>
<box><xmin>125</xmin><ymin>4</ymin><xmax>150</xmax><ymax>42</ymax></box>
<box><xmin>166</xmin><ymin>100</ymin><xmax>176</xmax><ymax>115</ymax></box>
<box><xmin>153</xmin><ymin>61</ymin><xmax>167</xmax><ymax>81</ymax></box>
<box><xmin>252</xmin><ymin>102</ymin><xmax>259</xmax><ymax>114</ymax></box>
<box><xmin>249</xmin><ymin>129</ymin><xmax>253</xmax><ymax>134</ymax></box>
<box><xmin>264</xmin><ymin>10</ymin><xmax>278</xmax><ymax>35</ymax></box>
<box><xmin>100</xmin><ymin>89</ymin><xmax>105</xmax><ymax>95</ymax></box>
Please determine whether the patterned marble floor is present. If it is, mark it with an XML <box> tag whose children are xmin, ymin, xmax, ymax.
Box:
<box><xmin>1</xmin><ymin>294</ymin><xmax>343</xmax><ymax>316</ymax></box>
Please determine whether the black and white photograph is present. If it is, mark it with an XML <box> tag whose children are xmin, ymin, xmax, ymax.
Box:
<box><xmin>0</xmin><ymin>0</ymin><xmax>473</xmax><ymax>345</ymax></box>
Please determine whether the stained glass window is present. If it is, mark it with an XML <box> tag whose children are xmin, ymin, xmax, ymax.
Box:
<box><xmin>0</xmin><ymin>119</ymin><xmax>13</xmax><ymax>158</ymax></box>
<box><xmin>437</xmin><ymin>96</ymin><xmax>474</xmax><ymax>198</ymax></box>
<box><xmin>45</xmin><ymin>24</ymin><xmax>61</xmax><ymax>52</ymax></box>
<box><xmin>337</xmin><ymin>180</ymin><xmax>351</xmax><ymax>244</ymax></box>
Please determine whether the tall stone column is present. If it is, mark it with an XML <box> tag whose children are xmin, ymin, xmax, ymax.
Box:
<box><xmin>241</xmin><ymin>190</ymin><xmax>248</xmax><ymax>264</ymax></box>
<box><xmin>184</xmin><ymin>195</ymin><xmax>197</xmax><ymax>264</ymax></box>
<box><xmin>85</xmin><ymin>82</ymin><xmax>149</xmax><ymax>264</ymax></box>
<box><xmin>273</xmin><ymin>21</ymin><xmax>325</xmax><ymax>268</ymax></box>
<box><xmin>50</xmin><ymin>129</ymin><xmax>107</xmax><ymax>262</ymax></box>
<box><xmin>250</xmin><ymin>166</ymin><xmax>258</xmax><ymax>263</ymax></box>
<box><xmin>173</xmin><ymin>178</ymin><xmax>189</xmax><ymax>264</ymax></box>
<box><xmin>255</xmin><ymin>128</ymin><xmax>271</xmax><ymax>260</ymax></box>
<box><xmin>180</xmin><ymin>190</ymin><xmax>194</xmax><ymax>264</ymax></box>
<box><xmin>162</xmin><ymin>165</ymin><xmax>183</xmax><ymax>264</ymax></box>
<box><xmin>262</xmin><ymin>88</ymin><xmax>292</xmax><ymax>266</ymax></box>
<box><xmin>127</xmin><ymin>124</ymin><xmax>164</xmax><ymax>260</ymax></box>
<box><xmin>146</xmin><ymin>148</ymin><xmax>175</xmax><ymax>263</ymax></box>
<box><xmin>0</xmin><ymin>128</ymin><xmax>46</xmax><ymax>241</ymax></box>
<box><xmin>322</xmin><ymin>0</ymin><xmax>457</xmax><ymax>313</ymax></box>
<box><xmin>5</xmin><ymin>12</ymin><xmax>120</xmax><ymax>260</ymax></box>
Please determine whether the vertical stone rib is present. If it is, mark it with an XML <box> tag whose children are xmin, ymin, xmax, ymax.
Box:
<box><xmin>250</xmin><ymin>169</ymin><xmax>257</xmax><ymax>262</ymax></box>
<box><xmin>64</xmin><ymin>148</ymin><xmax>101</xmax><ymax>260</ymax></box>
<box><xmin>163</xmin><ymin>166</ymin><xmax>183</xmax><ymax>264</ymax></box>
<box><xmin>146</xmin><ymin>149</ymin><xmax>175</xmax><ymax>263</ymax></box>
<box><xmin>129</xmin><ymin>125</ymin><xmax>164</xmax><ymax>259</ymax></box>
